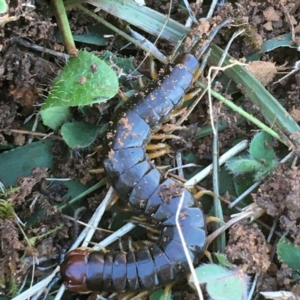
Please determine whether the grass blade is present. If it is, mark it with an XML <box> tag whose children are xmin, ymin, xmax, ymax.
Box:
<box><xmin>207</xmin><ymin>44</ymin><xmax>300</xmax><ymax>147</ymax></box>
<box><xmin>85</xmin><ymin>0</ymin><xmax>189</xmax><ymax>42</ymax></box>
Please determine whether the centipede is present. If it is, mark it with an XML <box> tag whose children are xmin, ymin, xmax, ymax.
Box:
<box><xmin>60</xmin><ymin>19</ymin><xmax>231</xmax><ymax>293</ymax></box>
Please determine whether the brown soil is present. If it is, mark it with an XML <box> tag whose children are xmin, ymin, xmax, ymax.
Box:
<box><xmin>0</xmin><ymin>0</ymin><xmax>300</xmax><ymax>299</ymax></box>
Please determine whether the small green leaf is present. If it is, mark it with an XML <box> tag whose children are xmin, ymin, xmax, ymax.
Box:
<box><xmin>41</xmin><ymin>51</ymin><xmax>118</xmax><ymax>110</ymax></box>
<box><xmin>226</xmin><ymin>157</ymin><xmax>263</xmax><ymax>175</ymax></box>
<box><xmin>150</xmin><ymin>289</ymin><xmax>172</xmax><ymax>300</ymax></box>
<box><xmin>249</xmin><ymin>131</ymin><xmax>275</xmax><ymax>165</ymax></box>
<box><xmin>189</xmin><ymin>264</ymin><xmax>249</xmax><ymax>300</ymax></box>
<box><xmin>214</xmin><ymin>253</ymin><xmax>232</xmax><ymax>268</ymax></box>
<box><xmin>40</xmin><ymin>106</ymin><xmax>71</xmax><ymax>131</ymax></box>
<box><xmin>61</xmin><ymin>122</ymin><xmax>99</xmax><ymax>148</ymax></box>
<box><xmin>277</xmin><ymin>236</ymin><xmax>300</xmax><ymax>271</ymax></box>
<box><xmin>262</xmin><ymin>33</ymin><xmax>297</xmax><ymax>53</ymax></box>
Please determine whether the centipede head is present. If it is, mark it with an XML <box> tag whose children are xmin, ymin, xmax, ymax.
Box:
<box><xmin>60</xmin><ymin>248</ymin><xmax>93</xmax><ymax>292</ymax></box>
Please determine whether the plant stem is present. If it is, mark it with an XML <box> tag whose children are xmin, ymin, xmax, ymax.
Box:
<box><xmin>51</xmin><ymin>0</ymin><xmax>77</xmax><ymax>56</ymax></box>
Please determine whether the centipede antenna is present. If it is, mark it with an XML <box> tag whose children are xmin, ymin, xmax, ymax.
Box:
<box><xmin>40</xmin><ymin>274</ymin><xmax>61</xmax><ymax>300</ymax></box>
<box><xmin>195</xmin><ymin>18</ymin><xmax>232</xmax><ymax>60</ymax></box>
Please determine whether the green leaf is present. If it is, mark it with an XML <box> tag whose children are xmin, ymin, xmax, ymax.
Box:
<box><xmin>41</xmin><ymin>51</ymin><xmax>118</xmax><ymax>109</ymax></box>
<box><xmin>214</xmin><ymin>253</ymin><xmax>232</xmax><ymax>268</ymax></box>
<box><xmin>254</xmin><ymin>159</ymin><xmax>277</xmax><ymax>181</ymax></box>
<box><xmin>226</xmin><ymin>157</ymin><xmax>263</xmax><ymax>175</ymax></box>
<box><xmin>277</xmin><ymin>236</ymin><xmax>300</xmax><ymax>271</ymax></box>
<box><xmin>61</xmin><ymin>122</ymin><xmax>99</xmax><ymax>148</ymax></box>
<box><xmin>262</xmin><ymin>33</ymin><xmax>297</xmax><ymax>53</ymax></box>
<box><xmin>189</xmin><ymin>264</ymin><xmax>249</xmax><ymax>300</ymax></box>
<box><xmin>0</xmin><ymin>140</ymin><xmax>53</xmax><ymax>187</ymax></box>
<box><xmin>0</xmin><ymin>0</ymin><xmax>8</xmax><ymax>14</ymax></box>
<box><xmin>249</xmin><ymin>131</ymin><xmax>275</xmax><ymax>165</ymax></box>
<box><xmin>40</xmin><ymin>106</ymin><xmax>71</xmax><ymax>131</ymax></box>
<box><xmin>232</xmin><ymin>173</ymin><xmax>254</xmax><ymax>205</ymax></box>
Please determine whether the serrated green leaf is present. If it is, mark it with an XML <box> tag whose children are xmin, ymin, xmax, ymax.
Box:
<box><xmin>189</xmin><ymin>264</ymin><xmax>249</xmax><ymax>300</ymax></box>
<box><xmin>254</xmin><ymin>159</ymin><xmax>277</xmax><ymax>181</ymax></box>
<box><xmin>250</xmin><ymin>131</ymin><xmax>275</xmax><ymax>165</ymax></box>
<box><xmin>41</xmin><ymin>51</ymin><xmax>118</xmax><ymax>110</ymax></box>
<box><xmin>232</xmin><ymin>173</ymin><xmax>254</xmax><ymax>205</ymax></box>
<box><xmin>61</xmin><ymin>122</ymin><xmax>99</xmax><ymax>148</ymax></box>
<box><xmin>40</xmin><ymin>106</ymin><xmax>71</xmax><ymax>131</ymax></box>
<box><xmin>190</xmin><ymin>264</ymin><xmax>229</xmax><ymax>284</ymax></box>
<box><xmin>150</xmin><ymin>289</ymin><xmax>172</xmax><ymax>300</ymax></box>
<box><xmin>277</xmin><ymin>236</ymin><xmax>300</xmax><ymax>271</ymax></box>
<box><xmin>206</xmin><ymin>273</ymin><xmax>247</xmax><ymax>300</ymax></box>
<box><xmin>226</xmin><ymin>157</ymin><xmax>263</xmax><ymax>175</ymax></box>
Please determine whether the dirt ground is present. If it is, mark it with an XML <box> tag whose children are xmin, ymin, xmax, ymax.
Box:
<box><xmin>0</xmin><ymin>0</ymin><xmax>300</xmax><ymax>299</ymax></box>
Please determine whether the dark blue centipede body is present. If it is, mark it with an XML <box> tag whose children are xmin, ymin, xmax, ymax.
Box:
<box><xmin>60</xmin><ymin>53</ymin><xmax>207</xmax><ymax>292</ymax></box>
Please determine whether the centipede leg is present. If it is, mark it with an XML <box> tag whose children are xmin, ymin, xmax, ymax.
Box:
<box><xmin>146</xmin><ymin>143</ymin><xmax>170</xmax><ymax>151</ymax></box>
<box><xmin>89</xmin><ymin>167</ymin><xmax>104</xmax><ymax>174</ymax></box>
<box><xmin>118</xmin><ymin>89</ymin><xmax>130</xmax><ymax>101</ymax></box>
<box><xmin>194</xmin><ymin>189</ymin><xmax>215</xmax><ymax>200</ymax></box>
<box><xmin>149</xmin><ymin>56</ymin><xmax>158</xmax><ymax>79</ymax></box>
<box><xmin>206</xmin><ymin>215</ymin><xmax>225</xmax><ymax>224</ymax></box>
<box><xmin>118</xmin><ymin>292</ymin><xmax>142</xmax><ymax>300</ymax></box>
<box><xmin>106</xmin><ymin>194</ymin><xmax>119</xmax><ymax>210</ymax></box>
<box><xmin>204</xmin><ymin>250</ymin><xmax>213</xmax><ymax>263</ymax></box>
<box><xmin>151</xmin><ymin>133</ymin><xmax>185</xmax><ymax>142</ymax></box>
<box><xmin>184</xmin><ymin>87</ymin><xmax>202</xmax><ymax>101</ymax></box>
<box><xmin>163</xmin><ymin>284</ymin><xmax>173</xmax><ymax>300</ymax></box>
<box><xmin>130</xmin><ymin>291</ymin><xmax>151</xmax><ymax>300</ymax></box>
<box><xmin>137</xmin><ymin>56</ymin><xmax>158</xmax><ymax>90</ymax></box>
<box><xmin>148</xmin><ymin>149</ymin><xmax>172</xmax><ymax>159</ymax></box>
<box><xmin>137</xmin><ymin>76</ymin><xmax>147</xmax><ymax>89</ymax></box>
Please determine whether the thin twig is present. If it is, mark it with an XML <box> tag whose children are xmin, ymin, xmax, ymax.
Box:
<box><xmin>0</xmin><ymin>128</ymin><xmax>63</xmax><ymax>140</ymax></box>
<box><xmin>13</xmin><ymin>36</ymin><xmax>69</xmax><ymax>61</ymax></box>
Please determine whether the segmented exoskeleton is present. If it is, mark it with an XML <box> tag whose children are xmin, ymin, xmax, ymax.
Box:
<box><xmin>60</xmin><ymin>19</ymin><xmax>231</xmax><ymax>293</ymax></box>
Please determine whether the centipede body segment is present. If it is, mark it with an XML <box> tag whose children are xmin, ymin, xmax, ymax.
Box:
<box><xmin>60</xmin><ymin>19</ymin><xmax>231</xmax><ymax>293</ymax></box>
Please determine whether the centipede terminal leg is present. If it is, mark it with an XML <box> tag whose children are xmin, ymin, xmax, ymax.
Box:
<box><xmin>184</xmin><ymin>87</ymin><xmax>203</xmax><ymax>101</ymax></box>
